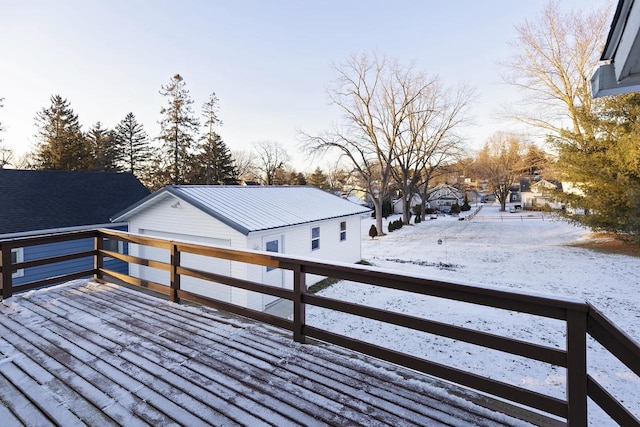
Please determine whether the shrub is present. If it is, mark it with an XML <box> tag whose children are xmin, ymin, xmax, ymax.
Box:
<box><xmin>368</xmin><ymin>224</ymin><xmax>378</xmax><ymax>239</ymax></box>
<box><xmin>370</xmin><ymin>199</ymin><xmax>394</xmax><ymax>219</ymax></box>
<box><xmin>461</xmin><ymin>193</ymin><xmax>471</xmax><ymax>211</ymax></box>
<box><xmin>450</xmin><ymin>203</ymin><xmax>461</xmax><ymax>215</ymax></box>
<box><xmin>382</xmin><ymin>200</ymin><xmax>393</xmax><ymax>218</ymax></box>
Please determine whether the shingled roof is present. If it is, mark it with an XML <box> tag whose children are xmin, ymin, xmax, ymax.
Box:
<box><xmin>0</xmin><ymin>169</ymin><xmax>150</xmax><ymax>235</ymax></box>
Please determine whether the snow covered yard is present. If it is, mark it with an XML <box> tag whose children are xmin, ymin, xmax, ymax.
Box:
<box><xmin>306</xmin><ymin>204</ymin><xmax>640</xmax><ymax>426</ymax></box>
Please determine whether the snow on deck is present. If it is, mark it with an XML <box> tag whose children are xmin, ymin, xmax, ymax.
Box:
<box><xmin>0</xmin><ymin>280</ymin><xmax>548</xmax><ymax>426</ymax></box>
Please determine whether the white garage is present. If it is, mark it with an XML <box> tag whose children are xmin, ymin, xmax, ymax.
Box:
<box><xmin>111</xmin><ymin>185</ymin><xmax>371</xmax><ymax>311</ymax></box>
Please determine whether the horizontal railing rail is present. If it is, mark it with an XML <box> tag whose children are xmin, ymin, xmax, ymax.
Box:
<box><xmin>0</xmin><ymin>229</ymin><xmax>99</xmax><ymax>298</ymax></box>
<box><xmin>1</xmin><ymin>228</ymin><xmax>638</xmax><ymax>426</ymax></box>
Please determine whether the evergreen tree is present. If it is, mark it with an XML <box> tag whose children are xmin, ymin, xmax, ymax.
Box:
<box><xmin>308</xmin><ymin>167</ymin><xmax>330</xmax><ymax>190</ymax></box>
<box><xmin>289</xmin><ymin>171</ymin><xmax>307</xmax><ymax>186</ymax></box>
<box><xmin>157</xmin><ymin>74</ymin><xmax>199</xmax><ymax>184</ymax></box>
<box><xmin>138</xmin><ymin>147</ymin><xmax>172</xmax><ymax>191</ymax></box>
<box><xmin>114</xmin><ymin>112</ymin><xmax>150</xmax><ymax>175</ymax></box>
<box><xmin>87</xmin><ymin>121</ymin><xmax>121</xmax><ymax>171</ymax></box>
<box><xmin>554</xmin><ymin>93</ymin><xmax>640</xmax><ymax>241</ymax></box>
<box><xmin>34</xmin><ymin>95</ymin><xmax>92</xmax><ymax>170</ymax></box>
<box><xmin>189</xmin><ymin>92</ymin><xmax>237</xmax><ymax>184</ymax></box>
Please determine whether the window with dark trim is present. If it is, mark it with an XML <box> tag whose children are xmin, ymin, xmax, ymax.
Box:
<box><xmin>265</xmin><ymin>239</ymin><xmax>279</xmax><ymax>272</ymax></box>
<box><xmin>311</xmin><ymin>227</ymin><xmax>320</xmax><ymax>250</ymax></box>
<box><xmin>340</xmin><ymin>221</ymin><xmax>347</xmax><ymax>241</ymax></box>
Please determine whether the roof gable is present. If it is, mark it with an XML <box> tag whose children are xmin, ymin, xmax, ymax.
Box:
<box><xmin>0</xmin><ymin>169</ymin><xmax>150</xmax><ymax>235</ymax></box>
<box><xmin>113</xmin><ymin>185</ymin><xmax>371</xmax><ymax>235</ymax></box>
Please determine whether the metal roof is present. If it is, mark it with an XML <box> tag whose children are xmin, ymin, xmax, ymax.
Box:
<box><xmin>113</xmin><ymin>185</ymin><xmax>371</xmax><ymax>235</ymax></box>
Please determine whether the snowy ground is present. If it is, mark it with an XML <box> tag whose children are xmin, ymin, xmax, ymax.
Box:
<box><xmin>306</xmin><ymin>203</ymin><xmax>640</xmax><ymax>426</ymax></box>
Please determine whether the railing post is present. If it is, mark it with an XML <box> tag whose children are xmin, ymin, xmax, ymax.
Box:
<box><xmin>566</xmin><ymin>308</ymin><xmax>588</xmax><ymax>426</ymax></box>
<box><xmin>170</xmin><ymin>243</ymin><xmax>180</xmax><ymax>303</ymax></box>
<box><xmin>94</xmin><ymin>234</ymin><xmax>104</xmax><ymax>281</ymax></box>
<box><xmin>1</xmin><ymin>243</ymin><xmax>13</xmax><ymax>299</ymax></box>
<box><xmin>293</xmin><ymin>264</ymin><xmax>306</xmax><ymax>344</ymax></box>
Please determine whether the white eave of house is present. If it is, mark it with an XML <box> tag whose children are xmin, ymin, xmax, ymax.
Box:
<box><xmin>591</xmin><ymin>0</ymin><xmax>640</xmax><ymax>97</ymax></box>
<box><xmin>111</xmin><ymin>185</ymin><xmax>372</xmax><ymax>236</ymax></box>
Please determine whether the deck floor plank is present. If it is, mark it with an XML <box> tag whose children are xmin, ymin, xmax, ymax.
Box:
<box><xmin>0</xmin><ymin>280</ymin><xmax>548</xmax><ymax>426</ymax></box>
<box><xmin>71</xmin><ymin>286</ymin><xmax>461</xmax><ymax>426</ymax></box>
<box><xmin>15</xmin><ymin>299</ymin><xmax>242</xmax><ymax>427</ymax></box>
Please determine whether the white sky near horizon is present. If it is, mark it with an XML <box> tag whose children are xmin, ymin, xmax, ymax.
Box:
<box><xmin>0</xmin><ymin>0</ymin><xmax>614</xmax><ymax>171</ymax></box>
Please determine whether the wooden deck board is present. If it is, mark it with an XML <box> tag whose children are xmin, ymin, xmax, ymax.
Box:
<box><xmin>0</xmin><ymin>280</ymin><xmax>547</xmax><ymax>426</ymax></box>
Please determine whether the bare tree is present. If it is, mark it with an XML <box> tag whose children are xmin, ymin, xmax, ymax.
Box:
<box><xmin>392</xmin><ymin>81</ymin><xmax>473</xmax><ymax>223</ymax></box>
<box><xmin>253</xmin><ymin>141</ymin><xmax>291</xmax><ymax>185</ymax></box>
<box><xmin>501</xmin><ymin>0</ymin><xmax>611</xmax><ymax>143</ymax></box>
<box><xmin>232</xmin><ymin>149</ymin><xmax>259</xmax><ymax>183</ymax></box>
<box><xmin>0</xmin><ymin>97</ymin><xmax>4</xmax><ymax>142</ymax></box>
<box><xmin>12</xmin><ymin>152</ymin><xmax>35</xmax><ymax>169</ymax></box>
<box><xmin>302</xmin><ymin>53</ymin><xmax>429</xmax><ymax>235</ymax></box>
<box><xmin>324</xmin><ymin>161</ymin><xmax>354</xmax><ymax>194</ymax></box>
<box><xmin>0</xmin><ymin>98</ymin><xmax>16</xmax><ymax>168</ymax></box>
<box><xmin>0</xmin><ymin>143</ymin><xmax>13</xmax><ymax>168</ymax></box>
<box><xmin>475</xmin><ymin>132</ymin><xmax>528</xmax><ymax>211</ymax></box>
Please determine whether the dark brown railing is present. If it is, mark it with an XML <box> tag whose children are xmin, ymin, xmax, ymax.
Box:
<box><xmin>1</xmin><ymin>229</ymin><xmax>639</xmax><ymax>426</ymax></box>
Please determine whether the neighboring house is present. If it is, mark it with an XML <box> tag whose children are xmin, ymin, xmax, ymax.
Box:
<box><xmin>344</xmin><ymin>194</ymin><xmax>367</xmax><ymax>206</ymax></box>
<box><xmin>591</xmin><ymin>0</ymin><xmax>640</xmax><ymax>97</ymax></box>
<box><xmin>111</xmin><ymin>185</ymin><xmax>372</xmax><ymax>311</ymax></box>
<box><xmin>0</xmin><ymin>169</ymin><xmax>150</xmax><ymax>286</ymax></box>
<box><xmin>392</xmin><ymin>194</ymin><xmax>423</xmax><ymax>214</ymax></box>
<box><xmin>393</xmin><ymin>184</ymin><xmax>469</xmax><ymax>215</ymax></box>
<box><xmin>520</xmin><ymin>179</ymin><xmax>563</xmax><ymax>209</ymax></box>
<box><xmin>426</xmin><ymin>184</ymin><xmax>463</xmax><ymax>213</ymax></box>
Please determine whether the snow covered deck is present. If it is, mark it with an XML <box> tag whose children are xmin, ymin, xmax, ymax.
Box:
<box><xmin>0</xmin><ymin>280</ymin><xmax>552</xmax><ymax>426</ymax></box>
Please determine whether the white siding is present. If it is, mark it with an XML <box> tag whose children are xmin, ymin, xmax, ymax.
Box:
<box><xmin>128</xmin><ymin>196</ymin><xmax>249</xmax><ymax>305</ymax></box>
<box><xmin>250</xmin><ymin>215</ymin><xmax>363</xmax><ymax>291</ymax></box>
<box><xmin>125</xmin><ymin>194</ymin><xmax>364</xmax><ymax>312</ymax></box>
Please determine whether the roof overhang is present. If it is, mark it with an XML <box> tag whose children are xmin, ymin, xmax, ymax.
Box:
<box><xmin>592</xmin><ymin>0</ymin><xmax>640</xmax><ymax>97</ymax></box>
<box><xmin>110</xmin><ymin>188</ymin><xmax>176</xmax><ymax>222</ymax></box>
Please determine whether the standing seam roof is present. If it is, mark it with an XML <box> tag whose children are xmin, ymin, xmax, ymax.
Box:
<box><xmin>168</xmin><ymin>186</ymin><xmax>371</xmax><ymax>235</ymax></box>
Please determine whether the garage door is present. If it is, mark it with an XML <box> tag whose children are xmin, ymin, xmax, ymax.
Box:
<box><xmin>135</xmin><ymin>229</ymin><xmax>232</xmax><ymax>303</ymax></box>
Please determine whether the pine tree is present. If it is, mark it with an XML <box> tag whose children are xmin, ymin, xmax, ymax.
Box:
<box><xmin>189</xmin><ymin>92</ymin><xmax>237</xmax><ymax>184</ymax></box>
<box><xmin>308</xmin><ymin>167</ymin><xmax>330</xmax><ymax>190</ymax></box>
<box><xmin>554</xmin><ymin>93</ymin><xmax>640</xmax><ymax>241</ymax></box>
<box><xmin>34</xmin><ymin>95</ymin><xmax>92</xmax><ymax>170</ymax></box>
<box><xmin>87</xmin><ymin>122</ymin><xmax>121</xmax><ymax>171</ymax></box>
<box><xmin>114</xmin><ymin>112</ymin><xmax>150</xmax><ymax>175</ymax></box>
<box><xmin>157</xmin><ymin>74</ymin><xmax>199</xmax><ymax>184</ymax></box>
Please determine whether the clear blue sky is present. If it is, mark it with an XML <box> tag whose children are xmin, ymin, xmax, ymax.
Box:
<box><xmin>0</xmin><ymin>0</ymin><xmax>613</xmax><ymax>171</ymax></box>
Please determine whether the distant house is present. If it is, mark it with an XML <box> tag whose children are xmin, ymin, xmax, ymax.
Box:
<box><xmin>111</xmin><ymin>185</ymin><xmax>372</xmax><ymax>311</ymax></box>
<box><xmin>520</xmin><ymin>179</ymin><xmax>563</xmax><ymax>209</ymax></box>
<box><xmin>392</xmin><ymin>194</ymin><xmax>423</xmax><ymax>214</ymax></box>
<box><xmin>0</xmin><ymin>169</ymin><xmax>150</xmax><ymax>286</ymax></box>
<box><xmin>427</xmin><ymin>184</ymin><xmax>463</xmax><ymax>213</ymax></box>
<box><xmin>392</xmin><ymin>184</ymin><xmax>468</xmax><ymax>215</ymax></box>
